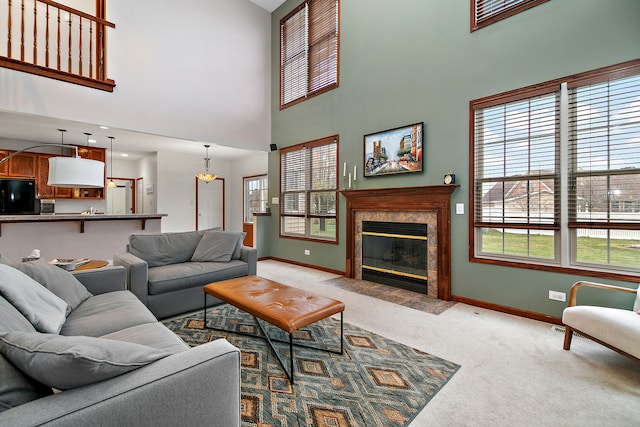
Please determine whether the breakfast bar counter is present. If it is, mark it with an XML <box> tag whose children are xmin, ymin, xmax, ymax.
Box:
<box><xmin>0</xmin><ymin>213</ymin><xmax>166</xmax><ymax>262</ymax></box>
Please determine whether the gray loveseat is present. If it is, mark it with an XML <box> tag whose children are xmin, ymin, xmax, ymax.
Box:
<box><xmin>0</xmin><ymin>261</ymin><xmax>240</xmax><ymax>427</ymax></box>
<box><xmin>113</xmin><ymin>229</ymin><xmax>257</xmax><ymax>319</ymax></box>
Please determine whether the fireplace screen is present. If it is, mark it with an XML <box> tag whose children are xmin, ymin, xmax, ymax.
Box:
<box><xmin>361</xmin><ymin>221</ymin><xmax>427</xmax><ymax>293</ymax></box>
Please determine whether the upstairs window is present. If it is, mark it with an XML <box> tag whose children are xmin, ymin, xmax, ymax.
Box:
<box><xmin>280</xmin><ymin>136</ymin><xmax>338</xmax><ymax>242</ymax></box>
<box><xmin>471</xmin><ymin>0</ymin><xmax>549</xmax><ymax>31</ymax></box>
<box><xmin>280</xmin><ymin>0</ymin><xmax>339</xmax><ymax>109</ymax></box>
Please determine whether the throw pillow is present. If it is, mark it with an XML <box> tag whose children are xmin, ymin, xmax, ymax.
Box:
<box><xmin>0</xmin><ymin>355</ymin><xmax>53</xmax><ymax>413</ymax></box>
<box><xmin>0</xmin><ymin>264</ymin><xmax>67</xmax><ymax>334</ymax></box>
<box><xmin>0</xmin><ymin>332</ymin><xmax>171</xmax><ymax>390</ymax></box>
<box><xmin>129</xmin><ymin>231</ymin><xmax>204</xmax><ymax>267</ymax></box>
<box><xmin>633</xmin><ymin>283</ymin><xmax>640</xmax><ymax>313</ymax></box>
<box><xmin>14</xmin><ymin>261</ymin><xmax>92</xmax><ymax>316</ymax></box>
<box><xmin>191</xmin><ymin>231</ymin><xmax>243</xmax><ymax>263</ymax></box>
<box><xmin>232</xmin><ymin>232</ymin><xmax>247</xmax><ymax>260</ymax></box>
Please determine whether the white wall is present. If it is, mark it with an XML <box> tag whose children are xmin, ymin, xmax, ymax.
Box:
<box><xmin>0</xmin><ymin>0</ymin><xmax>271</xmax><ymax>152</ymax></box>
<box><xmin>228</xmin><ymin>151</ymin><xmax>269</xmax><ymax>232</ymax></box>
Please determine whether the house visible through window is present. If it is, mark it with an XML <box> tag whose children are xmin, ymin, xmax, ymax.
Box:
<box><xmin>471</xmin><ymin>59</ymin><xmax>640</xmax><ymax>279</ymax></box>
<box><xmin>280</xmin><ymin>0</ymin><xmax>339</xmax><ymax>109</ymax></box>
<box><xmin>243</xmin><ymin>175</ymin><xmax>268</xmax><ymax>223</ymax></box>
<box><xmin>471</xmin><ymin>0</ymin><xmax>549</xmax><ymax>31</ymax></box>
<box><xmin>280</xmin><ymin>135</ymin><xmax>338</xmax><ymax>242</ymax></box>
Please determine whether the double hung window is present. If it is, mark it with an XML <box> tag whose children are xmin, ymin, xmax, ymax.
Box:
<box><xmin>280</xmin><ymin>0</ymin><xmax>339</xmax><ymax>109</ymax></box>
<box><xmin>280</xmin><ymin>136</ymin><xmax>338</xmax><ymax>242</ymax></box>
<box><xmin>243</xmin><ymin>175</ymin><xmax>268</xmax><ymax>223</ymax></box>
<box><xmin>471</xmin><ymin>60</ymin><xmax>640</xmax><ymax>278</ymax></box>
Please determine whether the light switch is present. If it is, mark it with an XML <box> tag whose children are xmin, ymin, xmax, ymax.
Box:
<box><xmin>271</xmin><ymin>197</ymin><xmax>279</xmax><ymax>205</ymax></box>
<box><xmin>456</xmin><ymin>203</ymin><xmax>464</xmax><ymax>215</ymax></box>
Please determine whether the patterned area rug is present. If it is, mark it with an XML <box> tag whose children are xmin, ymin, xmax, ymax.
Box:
<box><xmin>163</xmin><ymin>305</ymin><xmax>460</xmax><ymax>427</ymax></box>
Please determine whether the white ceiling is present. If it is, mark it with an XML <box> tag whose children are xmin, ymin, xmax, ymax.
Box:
<box><xmin>0</xmin><ymin>110</ymin><xmax>256</xmax><ymax>160</ymax></box>
<box><xmin>249</xmin><ymin>0</ymin><xmax>286</xmax><ymax>12</ymax></box>
<box><xmin>0</xmin><ymin>0</ymin><xmax>287</xmax><ymax>161</ymax></box>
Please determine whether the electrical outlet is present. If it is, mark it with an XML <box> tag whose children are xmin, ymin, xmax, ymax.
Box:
<box><xmin>456</xmin><ymin>203</ymin><xmax>464</xmax><ymax>215</ymax></box>
<box><xmin>548</xmin><ymin>290</ymin><xmax>566</xmax><ymax>302</ymax></box>
<box><xmin>304</xmin><ymin>249</ymin><xmax>310</xmax><ymax>256</ymax></box>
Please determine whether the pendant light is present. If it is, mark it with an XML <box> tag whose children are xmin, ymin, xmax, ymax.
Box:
<box><xmin>1</xmin><ymin>129</ymin><xmax>105</xmax><ymax>188</ymax></box>
<box><xmin>107</xmin><ymin>136</ymin><xmax>117</xmax><ymax>188</ymax></box>
<box><xmin>195</xmin><ymin>144</ymin><xmax>218</xmax><ymax>183</ymax></box>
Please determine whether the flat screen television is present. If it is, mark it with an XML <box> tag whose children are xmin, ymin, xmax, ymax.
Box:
<box><xmin>0</xmin><ymin>178</ymin><xmax>38</xmax><ymax>215</ymax></box>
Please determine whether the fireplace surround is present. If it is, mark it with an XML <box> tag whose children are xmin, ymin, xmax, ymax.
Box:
<box><xmin>341</xmin><ymin>185</ymin><xmax>457</xmax><ymax>300</ymax></box>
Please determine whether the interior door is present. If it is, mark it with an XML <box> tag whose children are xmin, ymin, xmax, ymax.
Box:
<box><xmin>196</xmin><ymin>178</ymin><xmax>224</xmax><ymax>230</ymax></box>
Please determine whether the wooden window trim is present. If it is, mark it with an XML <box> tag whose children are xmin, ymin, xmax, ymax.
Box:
<box><xmin>469</xmin><ymin>58</ymin><xmax>640</xmax><ymax>282</ymax></box>
<box><xmin>471</xmin><ymin>0</ymin><xmax>550</xmax><ymax>32</ymax></box>
<box><xmin>279</xmin><ymin>0</ymin><xmax>340</xmax><ymax>110</ymax></box>
<box><xmin>279</xmin><ymin>135</ymin><xmax>339</xmax><ymax>243</ymax></box>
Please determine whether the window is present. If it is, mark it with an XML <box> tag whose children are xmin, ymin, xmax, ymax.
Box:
<box><xmin>471</xmin><ymin>59</ymin><xmax>640</xmax><ymax>279</ymax></box>
<box><xmin>280</xmin><ymin>135</ymin><xmax>338</xmax><ymax>242</ymax></box>
<box><xmin>568</xmin><ymin>72</ymin><xmax>640</xmax><ymax>270</ymax></box>
<box><xmin>471</xmin><ymin>0</ymin><xmax>549</xmax><ymax>31</ymax></box>
<box><xmin>243</xmin><ymin>175</ymin><xmax>268</xmax><ymax>223</ymax></box>
<box><xmin>280</xmin><ymin>0</ymin><xmax>339</xmax><ymax>109</ymax></box>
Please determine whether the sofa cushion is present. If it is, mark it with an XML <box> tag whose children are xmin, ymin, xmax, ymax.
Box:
<box><xmin>129</xmin><ymin>231</ymin><xmax>204</xmax><ymax>267</ymax></box>
<box><xmin>0</xmin><ymin>296</ymin><xmax>53</xmax><ymax>413</ymax></box>
<box><xmin>0</xmin><ymin>354</ymin><xmax>53</xmax><ymax>413</ymax></box>
<box><xmin>101</xmin><ymin>323</ymin><xmax>189</xmax><ymax>354</ymax></box>
<box><xmin>14</xmin><ymin>261</ymin><xmax>92</xmax><ymax>316</ymax></box>
<box><xmin>0</xmin><ymin>332</ymin><xmax>170</xmax><ymax>390</ymax></box>
<box><xmin>232</xmin><ymin>232</ymin><xmax>247</xmax><ymax>260</ymax></box>
<box><xmin>0</xmin><ymin>264</ymin><xmax>67</xmax><ymax>334</ymax></box>
<box><xmin>61</xmin><ymin>291</ymin><xmax>157</xmax><ymax>337</ymax></box>
<box><xmin>148</xmin><ymin>260</ymin><xmax>249</xmax><ymax>295</ymax></box>
<box><xmin>191</xmin><ymin>231</ymin><xmax>243</xmax><ymax>263</ymax></box>
<box><xmin>563</xmin><ymin>306</ymin><xmax>640</xmax><ymax>359</ymax></box>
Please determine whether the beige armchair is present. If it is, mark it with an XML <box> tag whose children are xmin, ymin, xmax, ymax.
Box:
<box><xmin>562</xmin><ymin>281</ymin><xmax>640</xmax><ymax>363</ymax></box>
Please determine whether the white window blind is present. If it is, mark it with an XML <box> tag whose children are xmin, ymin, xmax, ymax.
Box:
<box><xmin>474</xmin><ymin>93</ymin><xmax>560</xmax><ymax>228</ymax></box>
<box><xmin>280</xmin><ymin>0</ymin><xmax>339</xmax><ymax>108</ymax></box>
<box><xmin>568</xmin><ymin>74</ymin><xmax>640</xmax><ymax>225</ymax></box>
<box><xmin>471</xmin><ymin>59</ymin><xmax>640</xmax><ymax>276</ymax></box>
<box><xmin>472</xmin><ymin>0</ymin><xmax>548</xmax><ymax>31</ymax></box>
<box><xmin>280</xmin><ymin>136</ymin><xmax>337</xmax><ymax>241</ymax></box>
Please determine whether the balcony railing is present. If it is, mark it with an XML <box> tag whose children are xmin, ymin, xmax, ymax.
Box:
<box><xmin>0</xmin><ymin>0</ymin><xmax>115</xmax><ymax>91</ymax></box>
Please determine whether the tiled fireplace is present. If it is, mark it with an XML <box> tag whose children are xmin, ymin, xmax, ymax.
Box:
<box><xmin>341</xmin><ymin>185</ymin><xmax>457</xmax><ymax>300</ymax></box>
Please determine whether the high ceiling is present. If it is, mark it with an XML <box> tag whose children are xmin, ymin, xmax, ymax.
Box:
<box><xmin>0</xmin><ymin>0</ymin><xmax>287</xmax><ymax>160</ymax></box>
<box><xmin>249</xmin><ymin>0</ymin><xmax>286</xmax><ymax>12</ymax></box>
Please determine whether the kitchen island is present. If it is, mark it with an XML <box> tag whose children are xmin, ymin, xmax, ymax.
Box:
<box><xmin>0</xmin><ymin>213</ymin><xmax>166</xmax><ymax>262</ymax></box>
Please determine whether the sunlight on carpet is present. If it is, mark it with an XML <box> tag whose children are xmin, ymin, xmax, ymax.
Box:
<box><xmin>163</xmin><ymin>305</ymin><xmax>460</xmax><ymax>427</ymax></box>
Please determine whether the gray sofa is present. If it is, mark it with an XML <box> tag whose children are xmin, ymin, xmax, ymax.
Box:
<box><xmin>113</xmin><ymin>229</ymin><xmax>257</xmax><ymax>319</ymax></box>
<box><xmin>0</xmin><ymin>261</ymin><xmax>240</xmax><ymax>427</ymax></box>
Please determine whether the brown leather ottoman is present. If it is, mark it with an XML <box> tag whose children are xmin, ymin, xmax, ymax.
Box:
<box><xmin>203</xmin><ymin>276</ymin><xmax>344</xmax><ymax>383</ymax></box>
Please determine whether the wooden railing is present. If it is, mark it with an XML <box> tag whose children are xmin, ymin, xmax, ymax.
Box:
<box><xmin>0</xmin><ymin>0</ymin><xmax>116</xmax><ymax>91</ymax></box>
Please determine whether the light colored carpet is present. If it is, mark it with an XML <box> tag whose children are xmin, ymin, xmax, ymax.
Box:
<box><xmin>257</xmin><ymin>260</ymin><xmax>640</xmax><ymax>427</ymax></box>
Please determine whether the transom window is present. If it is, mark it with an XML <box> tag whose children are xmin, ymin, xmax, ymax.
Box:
<box><xmin>471</xmin><ymin>59</ymin><xmax>640</xmax><ymax>279</ymax></box>
<box><xmin>471</xmin><ymin>0</ymin><xmax>549</xmax><ymax>31</ymax></box>
<box><xmin>280</xmin><ymin>0</ymin><xmax>339</xmax><ymax>109</ymax></box>
<box><xmin>280</xmin><ymin>135</ymin><xmax>338</xmax><ymax>242</ymax></box>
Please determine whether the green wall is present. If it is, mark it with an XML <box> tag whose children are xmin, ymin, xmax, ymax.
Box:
<box><xmin>268</xmin><ymin>0</ymin><xmax>640</xmax><ymax>317</ymax></box>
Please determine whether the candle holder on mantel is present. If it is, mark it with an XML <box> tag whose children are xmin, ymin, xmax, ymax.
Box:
<box><xmin>342</xmin><ymin>163</ymin><xmax>358</xmax><ymax>190</ymax></box>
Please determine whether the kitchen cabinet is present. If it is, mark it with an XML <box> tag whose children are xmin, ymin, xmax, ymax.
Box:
<box><xmin>0</xmin><ymin>150</ymin><xmax>36</xmax><ymax>178</ymax></box>
<box><xmin>36</xmin><ymin>155</ymin><xmax>73</xmax><ymax>199</ymax></box>
<box><xmin>72</xmin><ymin>146</ymin><xmax>106</xmax><ymax>199</ymax></box>
<box><xmin>2</xmin><ymin>146</ymin><xmax>105</xmax><ymax>199</ymax></box>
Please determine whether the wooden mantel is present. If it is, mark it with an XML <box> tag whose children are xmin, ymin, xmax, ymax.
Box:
<box><xmin>341</xmin><ymin>185</ymin><xmax>458</xmax><ymax>300</ymax></box>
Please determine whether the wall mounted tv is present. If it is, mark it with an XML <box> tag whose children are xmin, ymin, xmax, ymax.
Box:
<box><xmin>0</xmin><ymin>178</ymin><xmax>38</xmax><ymax>215</ymax></box>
